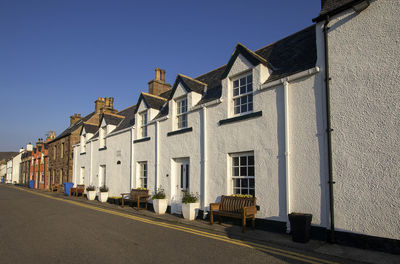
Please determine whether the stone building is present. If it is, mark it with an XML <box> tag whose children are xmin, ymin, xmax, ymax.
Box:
<box><xmin>19</xmin><ymin>143</ymin><xmax>33</xmax><ymax>185</ymax></box>
<box><xmin>48</xmin><ymin>98</ymin><xmax>117</xmax><ymax>185</ymax></box>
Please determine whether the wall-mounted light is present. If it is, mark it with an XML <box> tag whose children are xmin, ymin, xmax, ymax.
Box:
<box><xmin>166</xmin><ymin>174</ymin><xmax>169</xmax><ymax>177</ymax></box>
<box><xmin>117</xmin><ymin>161</ymin><xmax>121</xmax><ymax>165</ymax></box>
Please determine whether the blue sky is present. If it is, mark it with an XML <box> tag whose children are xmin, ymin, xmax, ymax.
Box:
<box><xmin>0</xmin><ymin>0</ymin><xmax>321</xmax><ymax>151</ymax></box>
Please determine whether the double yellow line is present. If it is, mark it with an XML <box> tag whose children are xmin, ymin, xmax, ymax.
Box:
<box><xmin>12</xmin><ymin>186</ymin><xmax>337</xmax><ymax>264</ymax></box>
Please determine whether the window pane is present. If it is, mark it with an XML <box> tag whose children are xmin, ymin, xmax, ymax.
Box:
<box><xmin>234</xmin><ymin>106</ymin><xmax>240</xmax><ymax>114</ymax></box>
<box><xmin>242</xmin><ymin>179</ymin><xmax>248</xmax><ymax>187</ymax></box>
<box><xmin>240</xmin><ymin>86</ymin><xmax>246</xmax><ymax>95</ymax></box>
<box><xmin>240</xmin><ymin>77</ymin><xmax>246</xmax><ymax>86</ymax></box>
<box><xmin>247</xmin><ymin>75</ymin><xmax>252</xmax><ymax>83</ymax></box>
<box><xmin>248</xmin><ymin>166</ymin><xmax>254</xmax><ymax>176</ymax></box>
<box><xmin>242</xmin><ymin>96</ymin><xmax>247</xmax><ymax>104</ymax></box>
<box><xmin>234</xmin><ymin>179</ymin><xmax>241</xmax><ymax>188</ymax></box>
<box><xmin>248</xmin><ymin>155</ymin><xmax>254</xmax><ymax>165</ymax></box>
<box><xmin>233</xmin><ymin>167</ymin><xmax>239</xmax><ymax>176</ymax></box>
<box><xmin>233</xmin><ymin>157</ymin><xmax>239</xmax><ymax>166</ymax></box>
<box><xmin>247</xmin><ymin>84</ymin><xmax>252</xmax><ymax>93</ymax></box>
<box><xmin>240</xmin><ymin>156</ymin><xmax>247</xmax><ymax>166</ymax></box>
<box><xmin>234</xmin><ymin>80</ymin><xmax>239</xmax><ymax>88</ymax></box>
<box><xmin>249</xmin><ymin>179</ymin><xmax>255</xmax><ymax>188</ymax></box>
<box><xmin>240</xmin><ymin>166</ymin><xmax>247</xmax><ymax>176</ymax></box>
<box><xmin>242</xmin><ymin>188</ymin><xmax>249</xmax><ymax>195</ymax></box>
<box><xmin>234</xmin><ymin>188</ymin><xmax>241</xmax><ymax>194</ymax></box>
<box><xmin>248</xmin><ymin>103</ymin><xmax>253</xmax><ymax>112</ymax></box>
<box><xmin>248</xmin><ymin>95</ymin><xmax>253</xmax><ymax>102</ymax></box>
<box><xmin>234</xmin><ymin>88</ymin><xmax>239</xmax><ymax>96</ymax></box>
<box><xmin>234</xmin><ymin>98</ymin><xmax>240</xmax><ymax>106</ymax></box>
<box><xmin>249</xmin><ymin>189</ymin><xmax>255</xmax><ymax>196</ymax></box>
<box><xmin>241</xmin><ymin>104</ymin><xmax>247</xmax><ymax>113</ymax></box>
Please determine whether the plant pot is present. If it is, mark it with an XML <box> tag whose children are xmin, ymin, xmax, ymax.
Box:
<box><xmin>99</xmin><ymin>192</ymin><xmax>109</xmax><ymax>203</ymax></box>
<box><xmin>87</xmin><ymin>190</ymin><xmax>96</xmax><ymax>201</ymax></box>
<box><xmin>288</xmin><ymin>213</ymin><xmax>312</xmax><ymax>243</ymax></box>
<box><xmin>153</xmin><ymin>199</ymin><xmax>168</xmax><ymax>215</ymax></box>
<box><xmin>182</xmin><ymin>202</ymin><xmax>200</xmax><ymax>220</ymax></box>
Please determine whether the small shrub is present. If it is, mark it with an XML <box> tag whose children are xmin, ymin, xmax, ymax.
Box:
<box><xmin>99</xmin><ymin>185</ymin><xmax>109</xmax><ymax>192</ymax></box>
<box><xmin>231</xmin><ymin>194</ymin><xmax>253</xmax><ymax>198</ymax></box>
<box><xmin>182</xmin><ymin>192</ymin><xmax>199</xmax><ymax>204</ymax></box>
<box><xmin>86</xmin><ymin>185</ymin><xmax>95</xmax><ymax>191</ymax></box>
<box><xmin>137</xmin><ymin>187</ymin><xmax>147</xmax><ymax>190</ymax></box>
<box><xmin>152</xmin><ymin>188</ymin><xmax>166</xmax><ymax>199</ymax></box>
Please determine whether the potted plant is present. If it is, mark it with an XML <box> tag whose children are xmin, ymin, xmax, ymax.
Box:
<box><xmin>152</xmin><ymin>188</ymin><xmax>167</xmax><ymax>215</ymax></box>
<box><xmin>98</xmin><ymin>185</ymin><xmax>109</xmax><ymax>202</ymax></box>
<box><xmin>86</xmin><ymin>185</ymin><xmax>96</xmax><ymax>201</ymax></box>
<box><xmin>181</xmin><ymin>192</ymin><xmax>200</xmax><ymax>220</ymax></box>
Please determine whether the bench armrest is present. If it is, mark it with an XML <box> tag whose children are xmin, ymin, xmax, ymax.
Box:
<box><xmin>210</xmin><ymin>203</ymin><xmax>221</xmax><ymax>211</ymax></box>
<box><xmin>243</xmin><ymin>206</ymin><xmax>257</xmax><ymax>216</ymax></box>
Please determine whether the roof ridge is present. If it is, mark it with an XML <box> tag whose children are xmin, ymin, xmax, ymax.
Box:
<box><xmin>178</xmin><ymin>74</ymin><xmax>207</xmax><ymax>86</ymax></box>
<box><xmin>141</xmin><ymin>92</ymin><xmax>168</xmax><ymax>101</ymax></box>
<box><xmin>103</xmin><ymin>112</ymin><xmax>125</xmax><ymax>119</ymax></box>
<box><xmin>117</xmin><ymin>104</ymin><xmax>137</xmax><ymax>114</ymax></box>
<box><xmin>236</xmin><ymin>42</ymin><xmax>267</xmax><ymax>64</ymax></box>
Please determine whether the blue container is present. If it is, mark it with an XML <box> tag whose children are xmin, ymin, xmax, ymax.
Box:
<box><xmin>29</xmin><ymin>180</ymin><xmax>35</xmax><ymax>189</ymax></box>
<box><xmin>63</xmin><ymin>182</ymin><xmax>74</xmax><ymax>196</ymax></box>
<box><xmin>1</xmin><ymin>178</ymin><xmax>4</xmax><ymax>183</ymax></box>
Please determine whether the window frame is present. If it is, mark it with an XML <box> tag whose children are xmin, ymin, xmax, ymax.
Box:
<box><xmin>100</xmin><ymin>126</ymin><xmax>107</xmax><ymax>148</ymax></box>
<box><xmin>140</xmin><ymin>111</ymin><xmax>148</xmax><ymax>138</ymax></box>
<box><xmin>176</xmin><ymin>97</ymin><xmax>188</xmax><ymax>129</ymax></box>
<box><xmin>232</xmin><ymin>73</ymin><xmax>254</xmax><ymax>116</ymax></box>
<box><xmin>230</xmin><ymin>152</ymin><xmax>255</xmax><ymax>196</ymax></box>
<box><xmin>138</xmin><ymin>161</ymin><xmax>148</xmax><ymax>189</ymax></box>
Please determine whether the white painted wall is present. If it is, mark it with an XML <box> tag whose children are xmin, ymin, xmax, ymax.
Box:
<box><xmin>316</xmin><ymin>0</ymin><xmax>400</xmax><ymax>240</ymax></box>
<box><xmin>6</xmin><ymin>159</ymin><xmax>12</xmax><ymax>183</ymax></box>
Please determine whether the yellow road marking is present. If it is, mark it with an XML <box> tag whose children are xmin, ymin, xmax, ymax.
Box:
<box><xmin>9</xmin><ymin>186</ymin><xmax>338</xmax><ymax>264</ymax></box>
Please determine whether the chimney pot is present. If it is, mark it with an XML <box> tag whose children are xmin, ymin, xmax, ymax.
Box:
<box><xmin>160</xmin><ymin>69</ymin><xmax>165</xmax><ymax>82</ymax></box>
<box><xmin>155</xmin><ymin>67</ymin><xmax>161</xmax><ymax>80</ymax></box>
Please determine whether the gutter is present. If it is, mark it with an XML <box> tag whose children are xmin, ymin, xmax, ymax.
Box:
<box><xmin>259</xmin><ymin>67</ymin><xmax>320</xmax><ymax>90</ymax></box>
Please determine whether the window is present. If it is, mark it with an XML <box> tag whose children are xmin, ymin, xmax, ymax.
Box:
<box><xmin>80</xmin><ymin>167</ymin><xmax>85</xmax><ymax>184</ymax></box>
<box><xmin>61</xmin><ymin>143</ymin><xmax>64</xmax><ymax>158</ymax></box>
<box><xmin>176</xmin><ymin>97</ymin><xmax>188</xmax><ymax>129</ymax></box>
<box><xmin>53</xmin><ymin>146</ymin><xmax>56</xmax><ymax>160</ymax></box>
<box><xmin>233</xmin><ymin>74</ymin><xmax>253</xmax><ymax>115</ymax></box>
<box><xmin>100</xmin><ymin>126</ymin><xmax>106</xmax><ymax>148</ymax></box>
<box><xmin>139</xmin><ymin>162</ymin><xmax>147</xmax><ymax>188</ymax></box>
<box><xmin>140</xmin><ymin>111</ymin><xmax>148</xmax><ymax>138</ymax></box>
<box><xmin>40</xmin><ymin>172</ymin><xmax>44</xmax><ymax>183</ymax></box>
<box><xmin>231</xmin><ymin>153</ymin><xmax>255</xmax><ymax>196</ymax></box>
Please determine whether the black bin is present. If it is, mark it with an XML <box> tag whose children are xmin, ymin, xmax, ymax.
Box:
<box><xmin>288</xmin><ymin>213</ymin><xmax>312</xmax><ymax>243</ymax></box>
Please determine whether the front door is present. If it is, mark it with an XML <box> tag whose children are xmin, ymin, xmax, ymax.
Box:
<box><xmin>171</xmin><ymin>158</ymin><xmax>189</xmax><ymax>214</ymax></box>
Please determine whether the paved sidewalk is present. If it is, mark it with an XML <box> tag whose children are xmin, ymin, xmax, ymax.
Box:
<box><xmin>12</xmin><ymin>185</ymin><xmax>400</xmax><ymax>264</ymax></box>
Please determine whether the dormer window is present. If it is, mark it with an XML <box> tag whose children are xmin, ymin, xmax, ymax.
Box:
<box><xmin>233</xmin><ymin>74</ymin><xmax>253</xmax><ymax>115</ymax></box>
<box><xmin>100</xmin><ymin>126</ymin><xmax>106</xmax><ymax>148</ymax></box>
<box><xmin>140</xmin><ymin>111</ymin><xmax>148</xmax><ymax>138</ymax></box>
<box><xmin>177</xmin><ymin>97</ymin><xmax>188</xmax><ymax>129</ymax></box>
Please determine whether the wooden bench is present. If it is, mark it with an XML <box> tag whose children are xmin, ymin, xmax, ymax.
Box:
<box><xmin>210</xmin><ymin>195</ymin><xmax>257</xmax><ymax>232</ymax></box>
<box><xmin>121</xmin><ymin>189</ymin><xmax>150</xmax><ymax>210</ymax></box>
<box><xmin>70</xmin><ymin>184</ymin><xmax>85</xmax><ymax>197</ymax></box>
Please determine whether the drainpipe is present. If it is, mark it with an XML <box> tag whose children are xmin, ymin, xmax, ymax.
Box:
<box><xmin>323</xmin><ymin>16</ymin><xmax>336</xmax><ymax>243</ymax></box>
<box><xmin>283</xmin><ymin>81</ymin><xmax>291</xmax><ymax>232</ymax></box>
<box><xmin>155</xmin><ymin>121</ymin><xmax>160</xmax><ymax>192</ymax></box>
<box><xmin>201</xmin><ymin>106</ymin><xmax>208</xmax><ymax>217</ymax></box>
<box><xmin>130</xmin><ymin>127</ymin><xmax>134</xmax><ymax>190</ymax></box>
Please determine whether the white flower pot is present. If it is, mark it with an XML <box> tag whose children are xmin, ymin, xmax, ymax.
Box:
<box><xmin>87</xmin><ymin>190</ymin><xmax>96</xmax><ymax>201</ymax></box>
<box><xmin>153</xmin><ymin>199</ymin><xmax>168</xmax><ymax>215</ymax></box>
<box><xmin>182</xmin><ymin>202</ymin><xmax>200</xmax><ymax>220</ymax></box>
<box><xmin>99</xmin><ymin>192</ymin><xmax>109</xmax><ymax>203</ymax></box>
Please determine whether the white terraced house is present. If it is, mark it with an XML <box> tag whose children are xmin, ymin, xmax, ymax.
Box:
<box><xmin>73</xmin><ymin>0</ymin><xmax>399</xmax><ymax>253</ymax></box>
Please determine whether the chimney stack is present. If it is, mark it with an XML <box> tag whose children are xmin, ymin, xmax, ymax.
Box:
<box><xmin>95</xmin><ymin>97</ymin><xmax>105</xmax><ymax>114</ymax></box>
<box><xmin>148</xmin><ymin>68</ymin><xmax>171</xmax><ymax>96</ymax></box>
<box><xmin>70</xmin><ymin>113</ymin><xmax>82</xmax><ymax>126</ymax></box>
<box><xmin>26</xmin><ymin>143</ymin><xmax>33</xmax><ymax>151</ymax></box>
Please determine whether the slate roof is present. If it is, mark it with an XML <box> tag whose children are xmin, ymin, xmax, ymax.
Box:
<box><xmin>102</xmin><ymin>113</ymin><xmax>124</xmax><ymax>126</ymax></box>
<box><xmin>0</xmin><ymin>152</ymin><xmax>19</xmax><ymax>161</ymax></box>
<box><xmin>82</xmin><ymin>123</ymin><xmax>98</xmax><ymax>134</ymax></box>
<box><xmin>112</xmin><ymin>104</ymin><xmax>137</xmax><ymax>133</ymax></box>
<box><xmin>154</xmin><ymin>25</ymin><xmax>316</xmax><ymax>118</ymax></box>
<box><xmin>159</xmin><ymin>90</ymin><xmax>172</xmax><ymax>100</ymax></box>
<box><xmin>140</xmin><ymin>93</ymin><xmax>167</xmax><ymax>111</ymax></box>
<box><xmin>51</xmin><ymin>112</ymin><xmax>96</xmax><ymax>142</ymax></box>
<box><xmin>313</xmin><ymin>0</ymin><xmax>365</xmax><ymax>21</ymax></box>
<box><xmin>175</xmin><ymin>74</ymin><xmax>207</xmax><ymax>95</ymax></box>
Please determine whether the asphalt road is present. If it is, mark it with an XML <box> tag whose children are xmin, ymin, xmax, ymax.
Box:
<box><xmin>0</xmin><ymin>185</ymin><xmax>355</xmax><ymax>264</ymax></box>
